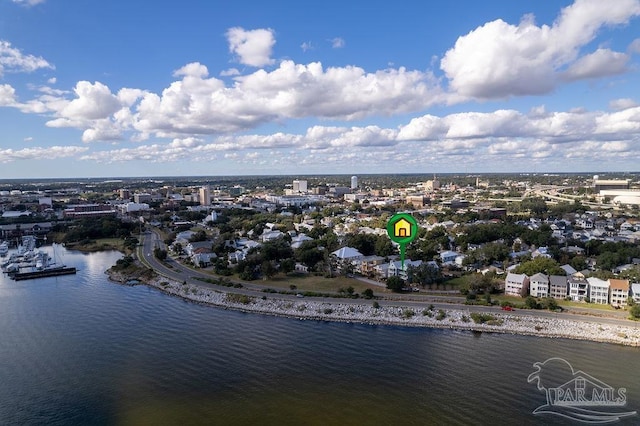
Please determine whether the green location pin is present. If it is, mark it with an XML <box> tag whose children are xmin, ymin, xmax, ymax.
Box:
<box><xmin>386</xmin><ymin>213</ymin><xmax>419</xmax><ymax>269</ymax></box>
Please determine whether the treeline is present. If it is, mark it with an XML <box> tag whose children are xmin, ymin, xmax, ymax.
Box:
<box><xmin>52</xmin><ymin>216</ymin><xmax>137</xmax><ymax>243</ymax></box>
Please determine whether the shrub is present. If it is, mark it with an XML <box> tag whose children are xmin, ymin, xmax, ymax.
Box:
<box><xmin>470</xmin><ymin>312</ymin><xmax>496</xmax><ymax>324</ymax></box>
<box><xmin>436</xmin><ymin>310</ymin><xmax>447</xmax><ymax>321</ymax></box>
<box><xmin>402</xmin><ymin>309</ymin><xmax>415</xmax><ymax>319</ymax></box>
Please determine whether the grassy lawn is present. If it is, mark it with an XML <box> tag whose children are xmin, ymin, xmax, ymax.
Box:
<box><xmin>254</xmin><ymin>273</ymin><xmax>385</xmax><ymax>294</ymax></box>
<box><xmin>492</xmin><ymin>294</ymin><xmax>620</xmax><ymax>312</ymax></box>
<box><xmin>65</xmin><ymin>238</ymin><xmax>127</xmax><ymax>253</ymax></box>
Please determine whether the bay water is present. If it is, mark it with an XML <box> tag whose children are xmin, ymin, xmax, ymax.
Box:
<box><xmin>1</xmin><ymin>248</ymin><xmax>639</xmax><ymax>425</ymax></box>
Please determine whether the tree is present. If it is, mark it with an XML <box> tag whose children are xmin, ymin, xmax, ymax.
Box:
<box><xmin>261</xmin><ymin>260</ymin><xmax>277</xmax><ymax>279</ymax></box>
<box><xmin>630</xmin><ymin>304</ymin><xmax>640</xmax><ymax>320</ymax></box>
<box><xmin>153</xmin><ymin>247</ymin><xmax>167</xmax><ymax>261</ymax></box>
<box><xmin>386</xmin><ymin>276</ymin><xmax>405</xmax><ymax>292</ymax></box>
<box><xmin>362</xmin><ymin>288</ymin><xmax>374</xmax><ymax>299</ymax></box>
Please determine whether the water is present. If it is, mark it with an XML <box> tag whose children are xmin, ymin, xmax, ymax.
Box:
<box><xmin>1</xmin><ymin>248</ymin><xmax>640</xmax><ymax>425</ymax></box>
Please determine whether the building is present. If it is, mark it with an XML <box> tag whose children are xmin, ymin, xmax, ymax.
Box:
<box><xmin>388</xmin><ymin>259</ymin><xmax>423</xmax><ymax>281</ymax></box>
<box><xmin>568</xmin><ymin>276</ymin><xmax>588</xmax><ymax>301</ymax></box>
<box><xmin>199</xmin><ymin>186</ymin><xmax>211</xmax><ymax>206</ymax></box>
<box><xmin>505</xmin><ymin>272</ymin><xmax>529</xmax><ymax>297</ymax></box>
<box><xmin>134</xmin><ymin>193</ymin><xmax>152</xmax><ymax>204</ymax></box>
<box><xmin>609</xmin><ymin>279</ymin><xmax>630</xmax><ymax>307</ymax></box>
<box><xmin>631</xmin><ymin>283</ymin><xmax>640</xmax><ymax>304</ymax></box>
<box><xmin>292</xmin><ymin>180</ymin><xmax>308</xmax><ymax>193</ymax></box>
<box><xmin>529</xmin><ymin>273</ymin><xmax>550</xmax><ymax>298</ymax></box>
<box><xmin>549</xmin><ymin>275</ymin><xmax>568</xmax><ymax>299</ymax></box>
<box><xmin>593</xmin><ymin>177</ymin><xmax>630</xmax><ymax>191</ymax></box>
<box><xmin>351</xmin><ymin>176</ymin><xmax>358</xmax><ymax>190</ymax></box>
<box><xmin>119</xmin><ymin>189</ymin><xmax>131</xmax><ymax>200</ymax></box>
<box><xmin>63</xmin><ymin>204</ymin><xmax>117</xmax><ymax>218</ymax></box>
<box><xmin>406</xmin><ymin>195</ymin><xmax>429</xmax><ymax>208</ymax></box>
<box><xmin>587</xmin><ymin>277</ymin><xmax>609</xmax><ymax>304</ymax></box>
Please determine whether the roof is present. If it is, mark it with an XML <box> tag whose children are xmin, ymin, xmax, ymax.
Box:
<box><xmin>587</xmin><ymin>277</ymin><xmax>609</xmax><ymax>288</ymax></box>
<box><xmin>331</xmin><ymin>246</ymin><xmax>363</xmax><ymax>259</ymax></box>
<box><xmin>529</xmin><ymin>272</ymin><xmax>548</xmax><ymax>281</ymax></box>
<box><xmin>560</xmin><ymin>264</ymin><xmax>577</xmax><ymax>275</ymax></box>
<box><xmin>549</xmin><ymin>275</ymin><xmax>568</xmax><ymax>286</ymax></box>
<box><xmin>506</xmin><ymin>272</ymin><xmax>528</xmax><ymax>283</ymax></box>
<box><xmin>609</xmin><ymin>279</ymin><xmax>629</xmax><ymax>291</ymax></box>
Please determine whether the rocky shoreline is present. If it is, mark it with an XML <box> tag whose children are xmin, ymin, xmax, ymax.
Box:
<box><xmin>109</xmin><ymin>271</ymin><xmax>640</xmax><ymax>347</ymax></box>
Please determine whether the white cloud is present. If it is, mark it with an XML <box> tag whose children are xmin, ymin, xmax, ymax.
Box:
<box><xmin>630</xmin><ymin>38</ymin><xmax>640</xmax><ymax>53</ymax></box>
<box><xmin>0</xmin><ymin>145</ymin><xmax>88</xmax><ymax>163</ymax></box>
<box><xmin>440</xmin><ymin>0</ymin><xmax>640</xmax><ymax>98</ymax></box>
<box><xmin>60</xmin><ymin>81</ymin><xmax>121</xmax><ymax>121</ymax></box>
<box><xmin>331</xmin><ymin>37</ymin><xmax>345</xmax><ymax>48</ymax></box>
<box><xmin>0</xmin><ymin>40</ymin><xmax>53</xmax><ymax>76</ymax></box>
<box><xmin>11</xmin><ymin>0</ymin><xmax>46</xmax><ymax>6</ymax></box>
<box><xmin>562</xmin><ymin>48</ymin><xmax>629</xmax><ymax>80</ymax></box>
<box><xmin>300</xmin><ymin>41</ymin><xmax>313</xmax><ymax>52</ymax></box>
<box><xmin>47</xmin><ymin>77</ymin><xmax>56</xmax><ymax>84</ymax></box>
<box><xmin>609</xmin><ymin>98</ymin><xmax>638</xmax><ymax>111</ymax></box>
<box><xmin>0</xmin><ymin>84</ymin><xmax>17</xmax><ymax>106</ymax></box>
<box><xmin>226</xmin><ymin>27</ymin><xmax>276</xmax><ymax>67</ymax></box>
<box><xmin>220</xmin><ymin>68</ymin><xmax>240</xmax><ymax>77</ymax></box>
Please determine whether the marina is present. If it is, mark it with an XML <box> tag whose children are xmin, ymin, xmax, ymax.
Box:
<box><xmin>0</xmin><ymin>237</ymin><xmax>76</xmax><ymax>280</ymax></box>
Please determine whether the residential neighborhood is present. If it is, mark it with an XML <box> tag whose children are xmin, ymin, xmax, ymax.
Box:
<box><xmin>3</xmin><ymin>173</ymin><xmax>640</xmax><ymax>311</ymax></box>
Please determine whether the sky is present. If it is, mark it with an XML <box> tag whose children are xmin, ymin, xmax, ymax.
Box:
<box><xmin>1</xmin><ymin>0</ymin><xmax>640</xmax><ymax>178</ymax></box>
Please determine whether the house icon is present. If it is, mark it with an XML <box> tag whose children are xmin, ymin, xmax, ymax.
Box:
<box><xmin>394</xmin><ymin>218</ymin><xmax>412</xmax><ymax>238</ymax></box>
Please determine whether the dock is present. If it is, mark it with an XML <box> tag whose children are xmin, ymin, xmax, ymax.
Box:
<box><xmin>12</xmin><ymin>267</ymin><xmax>77</xmax><ymax>281</ymax></box>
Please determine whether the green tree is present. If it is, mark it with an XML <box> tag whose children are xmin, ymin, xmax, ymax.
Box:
<box><xmin>153</xmin><ymin>247</ymin><xmax>167</xmax><ymax>261</ymax></box>
<box><xmin>386</xmin><ymin>276</ymin><xmax>405</xmax><ymax>292</ymax></box>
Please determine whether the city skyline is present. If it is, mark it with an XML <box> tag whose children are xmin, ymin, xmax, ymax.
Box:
<box><xmin>1</xmin><ymin>0</ymin><xmax>640</xmax><ymax>178</ymax></box>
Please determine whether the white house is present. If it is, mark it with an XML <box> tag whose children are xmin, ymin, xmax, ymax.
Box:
<box><xmin>568</xmin><ymin>276</ymin><xmax>588</xmax><ymax>301</ymax></box>
<box><xmin>504</xmin><ymin>272</ymin><xmax>529</xmax><ymax>297</ymax></box>
<box><xmin>388</xmin><ymin>259</ymin><xmax>422</xmax><ymax>281</ymax></box>
<box><xmin>631</xmin><ymin>283</ymin><xmax>640</xmax><ymax>304</ymax></box>
<box><xmin>529</xmin><ymin>273</ymin><xmax>549</xmax><ymax>298</ymax></box>
<box><xmin>290</xmin><ymin>234</ymin><xmax>313</xmax><ymax>249</ymax></box>
<box><xmin>439</xmin><ymin>250</ymin><xmax>458</xmax><ymax>265</ymax></box>
<box><xmin>587</xmin><ymin>277</ymin><xmax>610</xmax><ymax>304</ymax></box>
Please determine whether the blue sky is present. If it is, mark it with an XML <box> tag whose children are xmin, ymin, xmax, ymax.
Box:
<box><xmin>1</xmin><ymin>0</ymin><xmax>640</xmax><ymax>178</ymax></box>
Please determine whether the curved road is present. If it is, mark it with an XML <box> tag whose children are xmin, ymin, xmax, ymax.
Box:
<box><xmin>137</xmin><ymin>230</ymin><xmax>636</xmax><ymax>328</ymax></box>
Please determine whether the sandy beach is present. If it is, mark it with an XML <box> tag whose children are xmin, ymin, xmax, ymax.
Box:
<box><xmin>114</xmin><ymin>274</ymin><xmax>640</xmax><ymax>347</ymax></box>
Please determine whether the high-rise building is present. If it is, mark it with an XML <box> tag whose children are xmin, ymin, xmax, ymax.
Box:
<box><xmin>351</xmin><ymin>175</ymin><xmax>358</xmax><ymax>190</ymax></box>
<box><xmin>292</xmin><ymin>180</ymin><xmax>308</xmax><ymax>193</ymax></box>
<box><xmin>199</xmin><ymin>186</ymin><xmax>211</xmax><ymax>206</ymax></box>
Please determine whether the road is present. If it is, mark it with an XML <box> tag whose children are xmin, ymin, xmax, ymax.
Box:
<box><xmin>137</xmin><ymin>230</ymin><xmax>635</xmax><ymax>328</ymax></box>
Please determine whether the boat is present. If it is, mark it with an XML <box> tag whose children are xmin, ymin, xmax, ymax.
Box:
<box><xmin>0</xmin><ymin>241</ymin><xmax>8</xmax><ymax>257</ymax></box>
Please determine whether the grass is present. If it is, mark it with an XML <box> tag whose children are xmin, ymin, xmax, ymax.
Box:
<box><xmin>243</xmin><ymin>273</ymin><xmax>383</xmax><ymax>295</ymax></box>
<box><xmin>63</xmin><ymin>237</ymin><xmax>128</xmax><ymax>253</ymax></box>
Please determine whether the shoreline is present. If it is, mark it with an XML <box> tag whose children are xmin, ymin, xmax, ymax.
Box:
<box><xmin>109</xmin><ymin>271</ymin><xmax>640</xmax><ymax>347</ymax></box>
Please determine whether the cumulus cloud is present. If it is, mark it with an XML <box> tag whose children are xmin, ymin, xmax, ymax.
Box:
<box><xmin>60</xmin><ymin>81</ymin><xmax>120</xmax><ymax>120</ymax></box>
<box><xmin>630</xmin><ymin>38</ymin><xmax>640</xmax><ymax>53</ymax></box>
<box><xmin>226</xmin><ymin>27</ymin><xmax>276</xmax><ymax>67</ymax></box>
<box><xmin>0</xmin><ymin>40</ymin><xmax>53</xmax><ymax>76</ymax></box>
<box><xmin>562</xmin><ymin>48</ymin><xmax>629</xmax><ymax>80</ymax></box>
<box><xmin>440</xmin><ymin>0</ymin><xmax>640</xmax><ymax>98</ymax></box>
<box><xmin>0</xmin><ymin>84</ymin><xmax>17</xmax><ymax>106</ymax></box>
